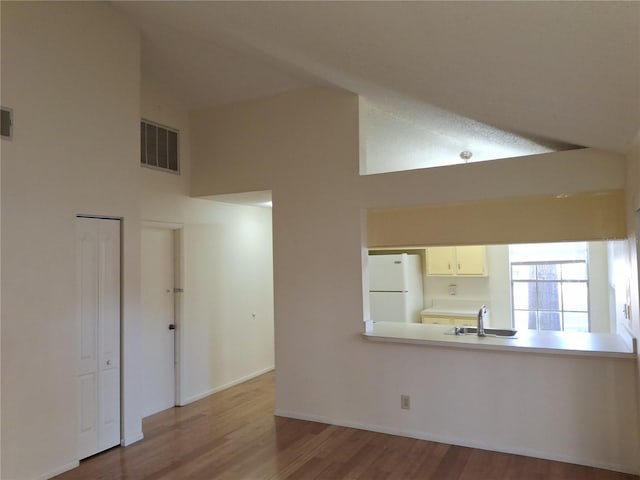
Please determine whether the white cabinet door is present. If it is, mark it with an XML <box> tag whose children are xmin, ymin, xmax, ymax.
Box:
<box><xmin>426</xmin><ymin>247</ymin><xmax>455</xmax><ymax>275</ymax></box>
<box><xmin>426</xmin><ymin>246</ymin><xmax>487</xmax><ymax>276</ymax></box>
<box><xmin>76</xmin><ymin>217</ymin><xmax>121</xmax><ymax>459</ymax></box>
<box><xmin>455</xmin><ymin>245</ymin><xmax>487</xmax><ymax>276</ymax></box>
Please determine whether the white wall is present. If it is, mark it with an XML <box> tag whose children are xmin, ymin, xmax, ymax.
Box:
<box><xmin>424</xmin><ymin>276</ymin><xmax>490</xmax><ymax>305</ymax></box>
<box><xmin>0</xmin><ymin>7</ymin><xmax>275</xmax><ymax>477</ymax></box>
<box><xmin>1</xmin><ymin>3</ymin><xmax>142</xmax><ymax>479</ymax></box>
<box><xmin>180</xmin><ymin>221</ymin><xmax>274</xmax><ymax>403</ymax></box>
<box><xmin>140</xmin><ymin>79</ymin><xmax>274</xmax><ymax>407</ymax></box>
<box><xmin>624</xmin><ymin>129</ymin><xmax>640</xmax><ymax>454</ymax></box>
<box><xmin>625</xmin><ymin>130</ymin><xmax>640</xmax><ymax>338</ymax></box>
<box><xmin>190</xmin><ymin>87</ymin><xmax>639</xmax><ymax>473</ymax></box>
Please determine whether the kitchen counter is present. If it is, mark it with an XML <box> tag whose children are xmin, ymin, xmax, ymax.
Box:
<box><xmin>363</xmin><ymin>321</ymin><xmax>637</xmax><ymax>358</ymax></box>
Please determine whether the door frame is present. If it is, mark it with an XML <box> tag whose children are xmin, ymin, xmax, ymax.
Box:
<box><xmin>141</xmin><ymin>221</ymin><xmax>183</xmax><ymax>409</ymax></box>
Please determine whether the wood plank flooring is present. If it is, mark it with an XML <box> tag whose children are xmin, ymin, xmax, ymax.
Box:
<box><xmin>54</xmin><ymin>371</ymin><xmax>638</xmax><ymax>480</ymax></box>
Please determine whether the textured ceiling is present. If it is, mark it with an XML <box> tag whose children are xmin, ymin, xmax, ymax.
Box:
<box><xmin>113</xmin><ymin>1</ymin><xmax>640</xmax><ymax>164</ymax></box>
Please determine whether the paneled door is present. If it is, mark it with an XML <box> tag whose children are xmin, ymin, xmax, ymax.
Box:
<box><xmin>76</xmin><ymin>217</ymin><xmax>121</xmax><ymax>459</ymax></box>
<box><xmin>140</xmin><ymin>227</ymin><xmax>176</xmax><ymax>417</ymax></box>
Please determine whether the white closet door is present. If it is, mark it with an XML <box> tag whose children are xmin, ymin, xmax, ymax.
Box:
<box><xmin>77</xmin><ymin>373</ymin><xmax>98</xmax><ymax>457</ymax></box>
<box><xmin>76</xmin><ymin>217</ymin><xmax>121</xmax><ymax>459</ymax></box>
<box><xmin>99</xmin><ymin>367</ymin><xmax>120</xmax><ymax>451</ymax></box>
<box><xmin>98</xmin><ymin>220</ymin><xmax>120</xmax><ymax>371</ymax></box>
<box><xmin>77</xmin><ymin>222</ymin><xmax>98</xmax><ymax>377</ymax></box>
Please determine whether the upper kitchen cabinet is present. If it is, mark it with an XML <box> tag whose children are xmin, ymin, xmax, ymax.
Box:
<box><xmin>426</xmin><ymin>245</ymin><xmax>487</xmax><ymax>276</ymax></box>
<box><xmin>455</xmin><ymin>246</ymin><xmax>487</xmax><ymax>275</ymax></box>
<box><xmin>425</xmin><ymin>246</ymin><xmax>455</xmax><ymax>275</ymax></box>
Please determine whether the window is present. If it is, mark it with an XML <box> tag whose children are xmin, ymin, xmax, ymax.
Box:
<box><xmin>140</xmin><ymin>119</ymin><xmax>179</xmax><ymax>174</ymax></box>
<box><xmin>510</xmin><ymin>243</ymin><xmax>589</xmax><ymax>332</ymax></box>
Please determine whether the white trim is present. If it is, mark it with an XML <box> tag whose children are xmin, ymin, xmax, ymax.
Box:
<box><xmin>273</xmin><ymin>409</ymin><xmax>640</xmax><ymax>476</ymax></box>
<box><xmin>141</xmin><ymin>220</ymin><xmax>184</xmax><ymax>230</ymax></box>
<box><xmin>178</xmin><ymin>366</ymin><xmax>274</xmax><ymax>406</ymax></box>
<box><xmin>122</xmin><ymin>431</ymin><xmax>144</xmax><ymax>446</ymax></box>
<box><xmin>39</xmin><ymin>461</ymin><xmax>79</xmax><ymax>480</ymax></box>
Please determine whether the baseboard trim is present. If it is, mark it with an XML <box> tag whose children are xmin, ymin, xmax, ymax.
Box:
<box><xmin>274</xmin><ymin>409</ymin><xmax>639</xmax><ymax>475</ymax></box>
<box><xmin>123</xmin><ymin>431</ymin><xmax>144</xmax><ymax>446</ymax></box>
<box><xmin>179</xmin><ymin>366</ymin><xmax>275</xmax><ymax>406</ymax></box>
<box><xmin>39</xmin><ymin>460</ymin><xmax>79</xmax><ymax>480</ymax></box>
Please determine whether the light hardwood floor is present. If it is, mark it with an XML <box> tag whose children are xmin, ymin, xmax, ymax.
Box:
<box><xmin>55</xmin><ymin>371</ymin><xmax>638</xmax><ymax>479</ymax></box>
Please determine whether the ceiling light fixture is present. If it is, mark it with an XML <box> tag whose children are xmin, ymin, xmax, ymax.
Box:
<box><xmin>459</xmin><ymin>150</ymin><xmax>473</xmax><ymax>162</ymax></box>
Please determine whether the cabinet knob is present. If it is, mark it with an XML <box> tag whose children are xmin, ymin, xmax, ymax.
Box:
<box><xmin>106</xmin><ymin>359</ymin><xmax>112</xmax><ymax>366</ymax></box>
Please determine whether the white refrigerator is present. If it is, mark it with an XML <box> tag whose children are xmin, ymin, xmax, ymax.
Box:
<box><xmin>368</xmin><ymin>253</ymin><xmax>424</xmax><ymax>323</ymax></box>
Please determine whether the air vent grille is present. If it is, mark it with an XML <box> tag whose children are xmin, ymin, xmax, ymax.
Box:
<box><xmin>1</xmin><ymin>107</ymin><xmax>13</xmax><ymax>140</ymax></box>
<box><xmin>141</xmin><ymin>119</ymin><xmax>179</xmax><ymax>174</ymax></box>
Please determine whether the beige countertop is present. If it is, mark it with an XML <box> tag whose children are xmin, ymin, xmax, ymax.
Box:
<box><xmin>363</xmin><ymin>321</ymin><xmax>637</xmax><ymax>359</ymax></box>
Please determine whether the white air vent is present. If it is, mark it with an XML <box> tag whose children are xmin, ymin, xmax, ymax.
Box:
<box><xmin>1</xmin><ymin>107</ymin><xmax>13</xmax><ymax>140</ymax></box>
<box><xmin>141</xmin><ymin>119</ymin><xmax>179</xmax><ymax>174</ymax></box>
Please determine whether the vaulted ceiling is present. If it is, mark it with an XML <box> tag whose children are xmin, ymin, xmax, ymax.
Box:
<box><xmin>113</xmin><ymin>1</ymin><xmax>639</xmax><ymax>169</ymax></box>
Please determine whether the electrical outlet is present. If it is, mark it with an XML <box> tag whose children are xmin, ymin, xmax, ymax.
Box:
<box><xmin>400</xmin><ymin>394</ymin><xmax>410</xmax><ymax>410</ymax></box>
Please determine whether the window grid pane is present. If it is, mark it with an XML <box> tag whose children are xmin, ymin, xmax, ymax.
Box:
<box><xmin>511</xmin><ymin>260</ymin><xmax>589</xmax><ymax>332</ymax></box>
<box><xmin>537</xmin><ymin>281</ymin><xmax>561</xmax><ymax>310</ymax></box>
<box><xmin>562</xmin><ymin>262</ymin><xmax>588</xmax><ymax>280</ymax></box>
<box><xmin>537</xmin><ymin>263</ymin><xmax>560</xmax><ymax>280</ymax></box>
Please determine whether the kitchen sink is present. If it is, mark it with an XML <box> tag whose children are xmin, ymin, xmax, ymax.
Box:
<box><xmin>446</xmin><ymin>326</ymin><xmax>518</xmax><ymax>338</ymax></box>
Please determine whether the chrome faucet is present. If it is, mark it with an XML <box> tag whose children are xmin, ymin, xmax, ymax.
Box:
<box><xmin>477</xmin><ymin>305</ymin><xmax>487</xmax><ymax>337</ymax></box>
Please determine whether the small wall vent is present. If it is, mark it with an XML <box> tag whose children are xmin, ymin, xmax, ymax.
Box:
<box><xmin>1</xmin><ymin>107</ymin><xmax>13</xmax><ymax>140</ymax></box>
<box><xmin>141</xmin><ymin>119</ymin><xmax>179</xmax><ymax>174</ymax></box>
